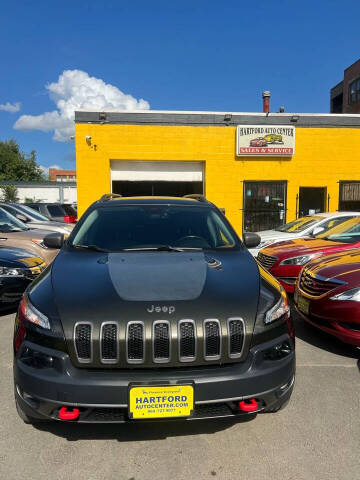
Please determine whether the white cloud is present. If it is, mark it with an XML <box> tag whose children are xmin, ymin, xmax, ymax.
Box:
<box><xmin>14</xmin><ymin>69</ymin><xmax>150</xmax><ymax>142</ymax></box>
<box><xmin>0</xmin><ymin>102</ymin><xmax>21</xmax><ymax>113</ymax></box>
<box><xmin>39</xmin><ymin>164</ymin><xmax>62</xmax><ymax>177</ymax></box>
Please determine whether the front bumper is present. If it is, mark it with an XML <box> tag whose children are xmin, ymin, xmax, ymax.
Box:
<box><xmin>14</xmin><ymin>334</ymin><xmax>295</xmax><ymax>422</ymax></box>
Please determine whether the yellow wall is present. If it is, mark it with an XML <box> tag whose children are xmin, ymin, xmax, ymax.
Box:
<box><xmin>75</xmin><ymin>124</ymin><xmax>360</xmax><ymax>234</ymax></box>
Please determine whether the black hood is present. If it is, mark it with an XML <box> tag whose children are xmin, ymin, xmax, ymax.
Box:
<box><xmin>0</xmin><ymin>246</ymin><xmax>38</xmax><ymax>268</ymax></box>
<box><xmin>50</xmin><ymin>248</ymin><xmax>259</xmax><ymax>327</ymax></box>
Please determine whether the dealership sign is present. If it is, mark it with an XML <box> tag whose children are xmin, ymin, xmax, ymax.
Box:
<box><xmin>236</xmin><ymin>125</ymin><xmax>295</xmax><ymax>156</ymax></box>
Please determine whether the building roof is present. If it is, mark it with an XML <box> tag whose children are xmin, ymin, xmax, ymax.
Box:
<box><xmin>75</xmin><ymin>110</ymin><xmax>360</xmax><ymax>128</ymax></box>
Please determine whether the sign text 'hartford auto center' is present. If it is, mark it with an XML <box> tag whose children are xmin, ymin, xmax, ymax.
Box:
<box><xmin>236</xmin><ymin>125</ymin><xmax>295</xmax><ymax>156</ymax></box>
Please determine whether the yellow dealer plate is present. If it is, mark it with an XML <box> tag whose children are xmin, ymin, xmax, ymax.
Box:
<box><xmin>129</xmin><ymin>385</ymin><xmax>194</xmax><ymax>419</ymax></box>
<box><xmin>297</xmin><ymin>295</ymin><xmax>310</xmax><ymax>315</ymax></box>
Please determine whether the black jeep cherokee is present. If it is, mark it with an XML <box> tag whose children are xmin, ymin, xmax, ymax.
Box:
<box><xmin>13</xmin><ymin>195</ymin><xmax>295</xmax><ymax>424</ymax></box>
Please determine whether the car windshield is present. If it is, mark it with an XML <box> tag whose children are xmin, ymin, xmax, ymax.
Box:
<box><xmin>316</xmin><ymin>217</ymin><xmax>360</xmax><ymax>243</ymax></box>
<box><xmin>14</xmin><ymin>203</ymin><xmax>50</xmax><ymax>222</ymax></box>
<box><xmin>0</xmin><ymin>207</ymin><xmax>28</xmax><ymax>232</ymax></box>
<box><xmin>275</xmin><ymin>215</ymin><xmax>324</xmax><ymax>233</ymax></box>
<box><xmin>70</xmin><ymin>205</ymin><xmax>239</xmax><ymax>251</ymax></box>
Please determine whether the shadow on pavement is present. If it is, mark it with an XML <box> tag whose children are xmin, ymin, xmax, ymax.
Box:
<box><xmin>291</xmin><ymin>304</ymin><xmax>359</xmax><ymax>360</ymax></box>
<box><xmin>33</xmin><ymin>415</ymin><xmax>255</xmax><ymax>441</ymax></box>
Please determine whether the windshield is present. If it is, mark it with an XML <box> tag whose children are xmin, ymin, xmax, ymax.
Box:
<box><xmin>276</xmin><ymin>216</ymin><xmax>324</xmax><ymax>233</ymax></box>
<box><xmin>316</xmin><ymin>217</ymin><xmax>360</xmax><ymax>243</ymax></box>
<box><xmin>14</xmin><ymin>203</ymin><xmax>50</xmax><ymax>222</ymax></box>
<box><xmin>70</xmin><ymin>205</ymin><xmax>239</xmax><ymax>251</ymax></box>
<box><xmin>0</xmin><ymin>207</ymin><xmax>28</xmax><ymax>232</ymax></box>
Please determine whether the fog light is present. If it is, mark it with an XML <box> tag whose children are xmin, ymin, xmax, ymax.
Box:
<box><xmin>20</xmin><ymin>348</ymin><xmax>54</xmax><ymax>369</ymax></box>
<box><xmin>264</xmin><ymin>341</ymin><xmax>292</xmax><ymax>360</ymax></box>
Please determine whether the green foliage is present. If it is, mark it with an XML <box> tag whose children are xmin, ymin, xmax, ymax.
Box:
<box><xmin>0</xmin><ymin>139</ymin><xmax>45</xmax><ymax>182</ymax></box>
<box><xmin>0</xmin><ymin>185</ymin><xmax>19</xmax><ymax>202</ymax></box>
<box><xmin>24</xmin><ymin>196</ymin><xmax>41</xmax><ymax>203</ymax></box>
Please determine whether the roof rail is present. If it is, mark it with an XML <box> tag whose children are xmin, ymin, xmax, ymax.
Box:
<box><xmin>183</xmin><ymin>194</ymin><xmax>208</xmax><ymax>203</ymax></box>
<box><xmin>99</xmin><ymin>193</ymin><xmax>122</xmax><ymax>201</ymax></box>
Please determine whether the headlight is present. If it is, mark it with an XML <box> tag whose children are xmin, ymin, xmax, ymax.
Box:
<box><xmin>19</xmin><ymin>296</ymin><xmax>50</xmax><ymax>330</ymax></box>
<box><xmin>0</xmin><ymin>267</ymin><xmax>26</xmax><ymax>277</ymax></box>
<box><xmin>330</xmin><ymin>288</ymin><xmax>360</xmax><ymax>302</ymax></box>
<box><xmin>265</xmin><ymin>291</ymin><xmax>290</xmax><ymax>324</ymax></box>
<box><xmin>280</xmin><ymin>253</ymin><xmax>322</xmax><ymax>266</ymax></box>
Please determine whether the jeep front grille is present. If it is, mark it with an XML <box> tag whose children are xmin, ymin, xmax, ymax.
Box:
<box><xmin>126</xmin><ymin>322</ymin><xmax>145</xmax><ymax>363</ymax></box>
<box><xmin>72</xmin><ymin>318</ymin><xmax>246</xmax><ymax>367</ymax></box>
<box><xmin>74</xmin><ymin>323</ymin><xmax>92</xmax><ymax>363</ymax></box>
<box><xmin>178</xmin><ymin>320</ymin><xmax>196</xmax><ymax>361</ymax></box>
<box><xmin>100</xmin><ymin>323</ymin><xmax>118</xmax><ymax>363</ymax></box>
<box><xmin>153</xmin><ymin>321</ymin><xmax>171</xmax><ymax>362</ymax></box>
<box><xmin>228</xmin><ymin>318</ymin><xmax>245</xmax><ymax>358</ymax></box>
<box><xmin>204</xmin><ymin>320</ymin><xmax>221</xmax><ymax>360</ymax></box>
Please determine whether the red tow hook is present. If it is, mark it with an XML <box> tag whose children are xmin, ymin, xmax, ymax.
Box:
<box><xmin>238</xmin><ymin>398</ymin><xmax>258</xmax><ymax>412</ymax></box>
<box><xmin>59</xmin><ymin>407</ymin><xmax>80</xmax><ymax>421</ymax></box>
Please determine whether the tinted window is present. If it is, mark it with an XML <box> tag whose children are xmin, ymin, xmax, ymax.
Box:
<box><xmin>14</xmin><ymin>204</ymin><xmax>50</xmax><ymax>221</ymax></box>
<box><xmin>62</xmin><ymin>204</ymin><xmax>77</xmax><ymax>216</ymax></box>
<box><xmin>47</xmin><ymin>205</ymin><xmax>65</xmax><ymax>217</ymax></box>
<box><xmin>71</xmin><ymin>205</ymin><xmax>238</xmax><ymax>251</ymax></box>
<box><xmin>0</xmin><ymin>207</ymin><xmax>28</xmax><ymax>232</ymax></box>
<box><xmin>317</xmin><ymin>217</ymin><xmax>360</xmax><ymax>243</ymax></box>
<box><xmin>26</xmin><ymin>204</ymin><xmax>41</xmax><ymax>212</ymax></box>
<box><xmin>276</xmin><ymin>216</ymin><xmax>324</xmax><ymax>233</ymax></box>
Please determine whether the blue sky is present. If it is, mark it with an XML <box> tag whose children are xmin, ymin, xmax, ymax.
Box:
<box><xmin>0</xmin><ymin>0</ymin><xmax>359</xmax><ymax>172</ymax></box>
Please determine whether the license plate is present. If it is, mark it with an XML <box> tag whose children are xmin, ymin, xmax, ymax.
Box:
<box><xmin>129</xmin><ymin>385</ymin><xmax>194</xmax><ymax>420</ymax></box>
<box><xmin>297</xmin><ymin>295</ymin><xmax>310</xmax><ymax>315</ymax></box>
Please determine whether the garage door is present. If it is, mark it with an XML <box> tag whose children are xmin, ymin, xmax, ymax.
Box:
<box><xmin>110</xmin><ymin>161</ymin><xmax>204</xmax><ymax>197</ymax></box>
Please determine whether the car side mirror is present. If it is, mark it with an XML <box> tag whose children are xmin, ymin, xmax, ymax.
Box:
<box><xmin>16</xmin><ymin>213</ymin><xmax>28</xmax><ymax>223</ymax></box>
<box><xmin>243</xmin><ymin>232</ymin><xmax>261</xmax><ymax>249</ymax></box>
<box><xmin>43</xmin><ymin>232</ymin><xmax>64</xmax><ymax>249</ymax></box>
<box><xmin>311</xmin><ymin>226</ymin><xmax>325</xmax><ymax>236</ymax></box>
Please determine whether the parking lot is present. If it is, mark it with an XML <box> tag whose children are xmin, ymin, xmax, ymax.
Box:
<box><xmin>0</xmin><ymin>307</ymin><xmax>359</xmax><ymax>480</ymax></box>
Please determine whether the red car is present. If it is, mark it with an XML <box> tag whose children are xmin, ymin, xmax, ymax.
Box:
<box><xmin>250</xmin><ymin>137</ymin><xmax>267</xmax><ymax>147</ymax></box>
<box><xmin>294</xmin><ymin>249</ymin><xmax>360</xmax><ymax>347</ymax></box>
<box><xmin>257</xmin><ymin>217</ymin><xmax>360</xmax><ymax>293</ymax></box>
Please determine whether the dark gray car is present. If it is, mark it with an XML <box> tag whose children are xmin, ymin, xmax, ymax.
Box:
<box><xmin>25</xmin><ymin>203</ymin><xmax>77</xmax><ymax>224</ymax></box>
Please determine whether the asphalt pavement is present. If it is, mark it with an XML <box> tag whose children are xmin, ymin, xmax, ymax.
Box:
<box><xmin>0</xmin><ymin>308</ymin><xmax>359</xmax><ymax>480</ymax></box>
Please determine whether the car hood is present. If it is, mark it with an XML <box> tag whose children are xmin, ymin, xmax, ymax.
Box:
<box><xmin>49</xmin><ymin>249</ymin><xmax>260</xmax><ymax>334</ymax></box>
<box><xmin>303</xmin><ymin>249</ymin><xmax>360</xmax><ymax>284</ymax></box>
<box><xmin>27</xmin><ymin>221</ymin><xmax>73</xmax><ymax>233</ymax></box>
<box><xmin>255</xmin><ymin>230</ymin><xmax>302</xmax><ymax>243</ymax></box>
<box><xmin>261</xmin><ymin>238</ymin><xmax>345</xmax><ymax>259</ymax></box>
<box><xmin>0</xmin><ymin>228</ymin><xmax>54</xmax><ymax>240</ymax></box>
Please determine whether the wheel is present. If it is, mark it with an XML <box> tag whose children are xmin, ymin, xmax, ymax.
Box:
<box><xmin>15</xmin><ymin>398</ymin><xmax>41</xmax><ymax>424</ymax></box>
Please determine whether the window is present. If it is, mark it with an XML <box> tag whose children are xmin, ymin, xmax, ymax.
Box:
<box><xmin>71</xmin><ymin>205</ymin><xmax>239</xmax><ymax>251</ymax></box>
<box><xmin>47</xmin><ymin>205</ymin><xmax>66</xmax><ymax>217</ymax></box>
<box><xmin>349</xmin><ymin>78</ymin><xmax>360</xmax><ymax>104</ymax></box>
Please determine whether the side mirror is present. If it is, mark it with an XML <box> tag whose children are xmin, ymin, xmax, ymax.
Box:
<box><xmin>16</xmin><ymin>213</ymin><xmax>28</xmax><ymax>223</ymax></box>
<box><xmin>311</xmin><ymin>226</ymin><xmax>325</xmax><ymax>236</ymax></box>
<box><xmin>243</xmin><ymin>232</ymin><xmax>261</xmax><ymax>249</ymax></box>
<box><xmin>43</xmin><ymin>232</ymin><xmax>64</xmax><ymax>249</ymax></box>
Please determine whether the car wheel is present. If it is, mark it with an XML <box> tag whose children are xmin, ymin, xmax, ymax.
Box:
<box><xmin>15</xmin><ymin>398</ymin><xmax>42</xmax><ymax>424</ymax></box>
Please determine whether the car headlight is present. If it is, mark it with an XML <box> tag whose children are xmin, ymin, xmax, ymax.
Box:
<box><xmin>330</xmin><ymin>288</ymin><xmax>360</xmax><ymax>302</ymax></box>
<box><xmin>0</xmin><ymin>267</ymin><xmax>26</xmax><ymax>277</ymax></box>
<box><xmin>280</xmin><ymin>253</ymin><xmax>322</xmax><ymax>266</ymax></box>
<box><xmin>19</xmin><ymin>296</ymin><xmax>50</xmax><ymax>330</ymax></box>
<box><xmin>265</xmin><ymin>291</ymin><xmax>290</xmax><ymax>324</ymax></box>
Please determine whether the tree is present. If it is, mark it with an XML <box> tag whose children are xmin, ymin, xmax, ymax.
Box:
<box><xmin>0</xmin><ymin>185</ymin><xmax>19</xmax><ymax>202</ymax></box>
<box><xmin>0</xmin><ymin>139</ymin><xmax>45</xmax><ymax>182</ymax></box>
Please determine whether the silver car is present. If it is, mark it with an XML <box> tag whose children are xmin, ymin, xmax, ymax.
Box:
<box><xmin>0</xmin><ymin>203</ymin><xmax>74</xmax><ymax>235</ymax></box>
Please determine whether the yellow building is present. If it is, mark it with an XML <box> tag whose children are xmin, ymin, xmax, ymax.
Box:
<box><xmin>75</xmin><ymin>110</ymin><xmax>360</xmax><ymax>234</ymax></box>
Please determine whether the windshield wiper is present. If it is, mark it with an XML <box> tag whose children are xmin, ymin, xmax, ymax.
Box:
<box><xmin>73</xmin><ymin>244</ymin><xmax>109</xmax><ymax>252</ymax></box>
<box><xmin>122</xmin><ymin>245</ymin><xmax>202</xmax><ymax>252</ymax></box>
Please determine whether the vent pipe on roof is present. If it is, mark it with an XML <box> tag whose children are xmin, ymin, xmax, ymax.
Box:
<box><xmin>262</xmin><ymin>91</ymin><xmax>271</xmax><ymax>113</ymax></box>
